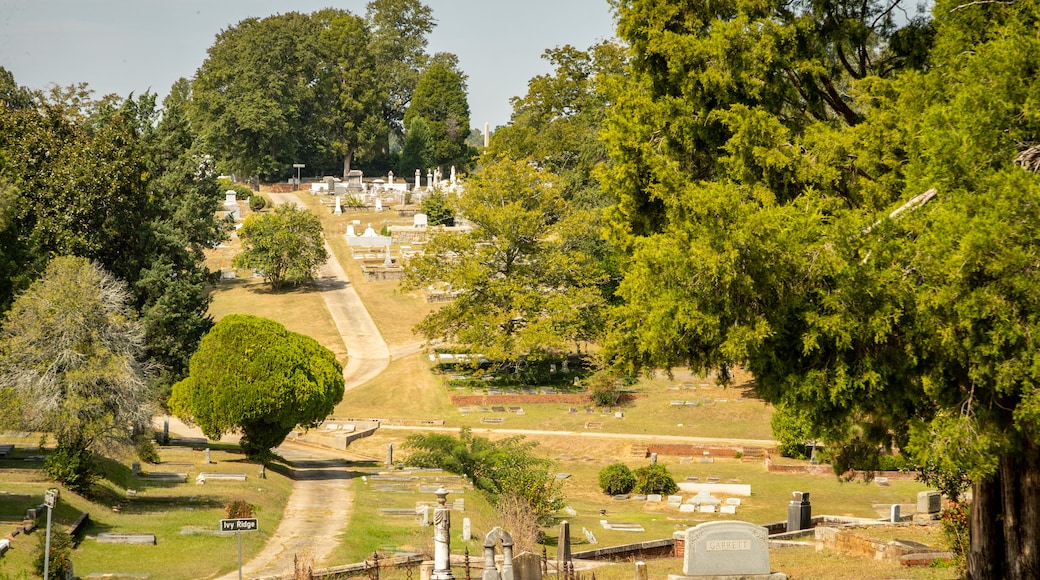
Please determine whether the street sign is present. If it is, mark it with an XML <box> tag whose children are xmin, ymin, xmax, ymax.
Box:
<box><xmin>292</xmin><ymin>164</ymin><xmax>306</xmax><ymax>168</ymax></box>
<box><xmin>220</xmin><ymin>518</ymin><xmax>258</xmax><ymax>532</ymax></box>
<box><xmin>44</xmin><ymin>489</ymin><xmax>58</xmax><ymax>509</ymax></box>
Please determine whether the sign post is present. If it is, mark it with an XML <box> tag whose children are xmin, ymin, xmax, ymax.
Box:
<box><xmin>221</xmin><ymin>518</ymin><xmax>259</xmax><ymax>580</ymax></box>
<box><xmin>43</xmin><ymin>489</ymin><xmax>58</xmax><ymax>580</ymax></box>
<box><xmin>292</xmin><ymin>163</ymin><xmax>305</xmax><ymax>191</ymax></box>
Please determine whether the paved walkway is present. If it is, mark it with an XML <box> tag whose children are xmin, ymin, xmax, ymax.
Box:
<box><xmin>267</xmin><ymin>192</ymin><xmax>390</xmax><ymax>391</ymax></box>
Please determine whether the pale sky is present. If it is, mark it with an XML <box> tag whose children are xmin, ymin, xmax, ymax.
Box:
<box><xmin>0</xmin><ymin>0</ymin><xmax>618</xmax><ymax>129</ymax></box>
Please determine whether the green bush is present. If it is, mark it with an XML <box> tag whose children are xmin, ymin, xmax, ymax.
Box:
<box><xmin>633</xmin><ymin>463</ymin><xmax>679</xmax><ymax>495</ymax></box>
<box><xmin>34</xmin><ymin>527</ymin><xmax>73</xmax><ymax>579</ymax></box>
<box><xmin>135</xmin><ymin>437</ymin><xmax>161</xmax><ymax>464</ymax></box>
<box><xmin>588</xmin><ymin>372</ymin><xmax>623</xmax><ymax>407</ymax></box>
<box><xmin>226</xmin><ymin>499</ymin><xmax>255</xmax><ymax>518</ymax></box>
<box><xmin>940</xmin><ymin>500</ymin><xmax>970</xmax><ymax>571</ymax></box>
<box><xmin>44</xmin><ymin>444</ymin><xmax>97</xmax><ymax>493</ymax></box>
<box><xmin>598</xmin><ymin>463</ymin><xmax>636</xmax><ymax>495</ymax></box>
<box><xmin>249</xmin><ymin>194</ymin><xmax>267</xmax><ymax>211</ymax></box>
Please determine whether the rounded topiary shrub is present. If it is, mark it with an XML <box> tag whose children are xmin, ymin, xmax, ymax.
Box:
<box><xmin>249</xmin><ymin>194</ymin><xmax>267</xmax><ymax>212</ymax></box>
<box><xmin>598</xmin><ymin>462</ymin><xmax>636</xmax><ymax>495</ymax></box>
<box><xmin>633</xmin><ymin>463</ymin><xmax>678</xmax><ymax>495</ymax></box>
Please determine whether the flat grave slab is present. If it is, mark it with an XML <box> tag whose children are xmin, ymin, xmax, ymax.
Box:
<box><xmin>97</xmin><ymin>533</ymin><xmax>156</xmax><ymax>545</ymax></box>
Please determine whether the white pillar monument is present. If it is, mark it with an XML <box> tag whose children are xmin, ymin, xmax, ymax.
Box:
<box><xmin>432</xmin><ymin>486</ymin><xmax>455</xmax><ymax>580</ymax></box>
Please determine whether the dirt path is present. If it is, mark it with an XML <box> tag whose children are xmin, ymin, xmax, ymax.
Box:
<box><xmin>216</xmin><ymin>443</ymin><xmax>357</xmax><ymax>580</ymax></box>
<box><xmin>202</xmin><ymin>191</ymin><xmax>392</xmax><ymax>579</ymax></box>
<box><xmin>267</xmin><ymin>191</ymin><xmax>391</xmax><ymax>392</ymax></box>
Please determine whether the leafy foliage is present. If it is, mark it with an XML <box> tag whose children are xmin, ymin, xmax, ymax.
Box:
<box><xmin>248</xmin><ymin>194</ymin><xmax>267</xmax><ymax>212</ymax></box>
<box><xmin>169</xmin><ymin>314</ymin><xmax>344</xmax><ymax>458</ymax></box>
<box><xmin>403</xmin><ymin>53</ymin><xmax>472</xmax><ymax>171</ymax></box>
<box><xmin>632</xmin><ymin>463</ymin><xmax>678</xmax><ymax>496</ymax></box>
<box><xmin>602</xmin><ymin>1</ymin><xmax>1040</xmax><ymax>576</ymax></box>
<box><xmin>190</xmin><ymin>2</ymin><xmax>439</xmax><ymax>179</ymax></box>
<box><xmin>33</xmin><ymin>527</ymin><xmax>72</xmax><ymax>579</ymax></box>
<box><xmin>403</xmin><ymin>158</ymin><xmax>609</xmax><ymax>363</ymax></box>
<box><xmin>399</xmin><ymin>117</ymin><xmax>435</xmax><ymax>177</ymax></box>
<box><xmin>0</xmin><ymin>257</ymin><xmax>153</xmax><ymax>489</ymax></box>
<box><xmin>418</xmin><ymin>191</ymin><xmax>454</xmax><ymax>226</ymax></box>
<box><xmin>233</xmin><ymin>204</ymin><xmax>328</xmax><ymax>290</ymax></box>
<box><xmin>0</xmin><ymin>82</ymin><xmax>226</xmax><ymax>395</ymax></box>
<box><xmin>598</xmin><ymin>463</ymin><xmax>636</xmax><ymax>495</ymax></box>
<box><xmin>403</xmin><ymin>427</ymin><xmax>564</xmax><ymax>522</ymax></box>
<box><xmin>44</xmin><ymin>442</ymin><xmax>97</xmax><ymax>493</ymax></box>
<box><xmin>226</xmin><ymin>499</ymin><xmax>255</xmax><ymax>518</ymax></box>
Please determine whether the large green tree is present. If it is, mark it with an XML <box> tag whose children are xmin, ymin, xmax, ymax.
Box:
<box><xmin>489</xmin><ymin>41</ymin><xmax>626</xmax><ymax>208</ymax></box>
<box><xmin>403</xmin><ymin>53</ymin><xmax>472</xmax><ymax>172</ymax></box>
<box><xmin>0</xmin><ymin>257</ymin><xmax>153</xmax><ymax>491</ymax></box>
<box><xmin>169</xmin><ymin>315</ymin><xmax>344</xmax><ymax>458</ymax></box>
<box><xmin>233</xmin><ymin>203</ymin><xmax>328</xmax><ymax>290</ymax></box>
<box><xmin>403</xmin><ymin>158</ymin><xmax>608</xmax><ymax>363</ymax></box>
<box><xmin>0</xmin><ymin>77</ymin><xmax>226</xmax><ymax>395</ymax></box>
<box><xmin>602</xmin><ymin>1</ymin><xmax>1040</xmax><ymax>578</ymax></box>
<box><xmin>190</xmin><ymin>12</ymin><xmax>323</xmax><ymax>180</ymax></box>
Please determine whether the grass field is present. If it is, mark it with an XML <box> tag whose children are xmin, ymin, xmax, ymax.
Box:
<box><xmin>0</xmin><ymin>443</ymin><xmax>291</xmax><ymax>580</ymax></box>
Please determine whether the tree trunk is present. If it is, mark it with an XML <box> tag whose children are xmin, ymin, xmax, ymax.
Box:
<box><xmin>968</xmin><ymin>439</ymin><xmax>1040</xmax><ymax>579</ymax></box>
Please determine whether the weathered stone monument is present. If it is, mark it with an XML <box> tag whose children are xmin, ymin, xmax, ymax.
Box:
<box><xmin>556</xmin><ymin>520</ymin><xmax>571</xmax><ymax>573</ymax></box>
<box><xmin>386</xmin><ymin>443</ymin><xmax>393</xmax><ymax>468</ymax></box>
<box><xmin>432</xmin><ymin>487</ymin><xmax>455</xmax><ymax>580</ymax></box>
<box><xmin>482</xmin><ymin>527</ymin><xmax>515</xmax><ymax>580</ymax></box>
<box><xmin>786</xmin><ymin>491</ymin><xmax>811</xmax><ymax>532</ymax></box>
<box><xmin>462</xmin><ymin>517</ymin><xmax>472</xmax><ymax>541</ymax></box>
<box><xmin>670</xmin><ymin>521</ymin><xmax>779</xmax><ymax>579</ymax></box>
<box><xmin>917</xmin><ymin>491</ymin><xmax>941</xmax><ymax>515</ymax></box>
<box><xmin>513</xmin><ymin>552</ymin><xmax>541</xmax><ymax>580</ymax></box>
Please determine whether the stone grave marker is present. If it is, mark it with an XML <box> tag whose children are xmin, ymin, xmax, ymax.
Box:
<box><xmin>917</xmin><ymin>491</ymin><xmax>941</xmax><ymax>514</ymax></box>
<box><xmin>583</xmin><ymin>527</ymin><xmax>598</xmax><ymax>544</ymax></box>
<box><xmin>787</xmin><ymin>491</ymin><xmax>811</xmax><ymax>532</ymax></box>
<box><xmin>890</xmin><ymin>504</ymin><xmax>901</xmax><ymax>522</ymax></box>
<box><xmin>462</xmin><ymin>517</ymin><xmax>471</xmax><ymax>541</ymax></box>
<box><xmin>557</xmin><ymin>521</ymin><xmax>571</xmax><ymax>570</ymax></box>
<box><xmin>720</xmin><ymin>505</ymin><xmax>738</xmax><ymax>514</ymax></box>
<box><xmin>679</xmin><ymin>521</ymin><xmax>770</xmax><ymax>577</ymax></box>
<box><xmin>514</xmin><ymin>551</ymin><xmax>542</xmax><ymax>580</ymax></box>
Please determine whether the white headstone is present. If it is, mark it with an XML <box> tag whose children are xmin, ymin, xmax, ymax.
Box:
<box><xmin>363</xmin><ymin>223</ymin><xmax>377</xmax><ymax>236</ymax></box>
<box><xmin>450</xmin><ymin>165</ymin><xmax>457</xmax><ymax>184</ymax></box>
<box><xmin>462</xmin><ymin>517</ymin><xmax>471</xmax><ymax>541</ymax></box>
<box><xmin>334</xmin><ymin>196</ymin><xmax>342</xmax><ymax>215</ymax></box>
<box><xmin>413</xmin><ymin>213</ymin><xmax>428</xmax><ymax>228</ymax></box>
<box><xmin>346</xmin><ymin>224</ymin><xmax>356</xmax><ymax>236</ymax></box>
<box><xmin>388</xmin><ymin>170</ymin><xmax>394</xmax><ymax>185</ymax></box>
<box><xmin>375</xmin><ymin>198</ymin><xmax>383</xmax><ymax>212</ymax></box>
<box><xmin>720</xmin><ymin>505</ymin><xmax>738</xmax><ymax>514</ymax></box>
<box><xmin>415</xmin><ymin>169</ymin><xmax>421</xmax><ymax>191</ymax></box>
<box><xmin>427</xmin><ymin>171</ymin><xmax>433</xmax><ymax>191</ymax></box>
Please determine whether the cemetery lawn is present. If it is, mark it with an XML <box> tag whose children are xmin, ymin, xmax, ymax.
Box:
<box><xmin>0</xmin><ymin>442</ymin><xmax>292</xmax><ymax>580</ymax></box>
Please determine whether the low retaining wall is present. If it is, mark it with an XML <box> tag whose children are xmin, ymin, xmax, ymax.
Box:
<box><xmin>648</xmin><ymin>444</ymin><xmax>744</xmax><ymax>458</ymax></box>
<box><xmin>572</xmin><ymin>538</ymin><xmax>675</xmax><ymax>561</ymax></box>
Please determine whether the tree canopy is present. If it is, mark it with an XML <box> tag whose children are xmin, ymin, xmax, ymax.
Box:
<box><xmin>0</xmin><ymin>257</ymin><xmax>153</xmax><ymax>490</ymax></box>
<box><xmin>190</xmin><ymin>1</ymin><xmax>445</xmax><ymax>180</ymax></box>
<box><xmin>0</xmin><ymin>73</ymin><xmax>227</xmax><ymax>396</ymax></box>
<box><xmin>402</xmin><ymin>157</ymin><xmax>609</xmax><ymax>363</ymax></box>
<box><xmin>601</xmin><ymin>1</ymin><xmax>1040</xmax><ymax>577</ymax></box>
<box><xmin>233</xmin><ymin>203</ymin><xmax>329</xmax><ymax>290</ymax></box>
<box><xmin>403</xmin><ymin>53</ymin><xmax>472</xmax><ymax>172</ymax></box>
<box><xmin>169</xmin><ymin>314</ymin><xmax>344</xmax><ymax>457</ymax></box>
